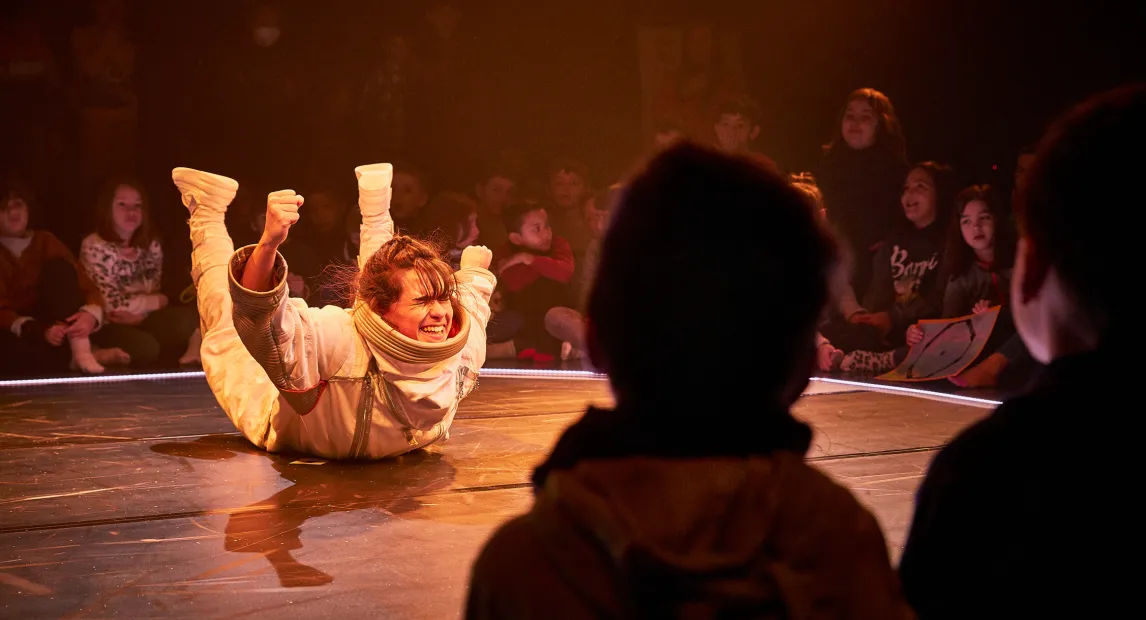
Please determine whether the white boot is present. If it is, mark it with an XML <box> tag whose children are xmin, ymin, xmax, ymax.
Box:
<box><xmin>174</xmin><ymin>167</ymin><xmax>239</xmax><ymax>288</ymax></box>
<box><xmin>69</xmin><ymin>336</ymin><xmax>105</xmax><ymax>374</ymax></box>
<box><xmin>172</xmin><ymin>167</ymin><xmax>239</xmax><ymax>216</ymax></box>
<box><xmin>353</xmin><ymin>163</ymin><xmax>395</xmax><ymax>268</ymax></box>
<box><xmin>354</xmin><ymin>163</ymin><xmax>394</xmax><ymax>213</ymax></box>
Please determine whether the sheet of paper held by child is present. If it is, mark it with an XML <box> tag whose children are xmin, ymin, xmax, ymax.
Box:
<box><xmin>878</xmin><ymin>306</ymin><xmax>1001</xmax><ymax>382</ymax></box>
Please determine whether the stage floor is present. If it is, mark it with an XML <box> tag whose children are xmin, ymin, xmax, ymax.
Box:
<box><xmin>1</xmin><ymin>373</ymin><xmax>996</xmax><ymax>619</ymax></box>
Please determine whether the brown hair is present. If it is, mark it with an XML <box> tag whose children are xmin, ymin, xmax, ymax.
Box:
<box><xmin>825</xmin><ymin>88</ymin><xmax>907</xmax><ymax>159</ymax></box>
<box><xmin>942</xmin><ymin>184</ymin><xmax>1015</xmax><ymax>286</ymax></box>
<box><xmin>94</xmin><ymin>177</ymin><xmax>156</xmax><ymax>249</ymax></box>
<box><xmin>356</xmin><ymin>235</ymin><xmax>459</xmax><ymax>317</ymax></box>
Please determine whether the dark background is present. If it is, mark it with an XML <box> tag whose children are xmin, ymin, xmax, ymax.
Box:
<box><xmin>7</xmin><ymin>0</ymin><xmax>1146</xmax><ymax>251</ymax></box>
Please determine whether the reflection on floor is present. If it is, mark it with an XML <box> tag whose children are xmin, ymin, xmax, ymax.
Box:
<box><xmin>0</xmin><ymin>373</ymin><xmax>995</xmax><ymax>618</ymax></box>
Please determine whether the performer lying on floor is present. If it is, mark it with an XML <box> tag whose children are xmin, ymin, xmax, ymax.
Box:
<box><xmin>171</xmin><ymin>163</ymin><xmax>496</xmax><ymax>459</ymax></box>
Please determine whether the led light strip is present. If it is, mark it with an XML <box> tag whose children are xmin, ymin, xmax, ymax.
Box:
<box><xmin>0</xmin><ymin>371</ymin><xmax>209</xmax><ymax>388</ymax></box>
<box><xmin>808</xmin><ymin>376</ymin><xmax>1003</xmax><ymax>407</ymax></box>
<box><xmin>0</xmin><ymin>367</ymin><xmax>608</xmax><ymax>388</ymax></box>
<box><xmin>481</xmin><ymin>368</ymin><xmax>605</xmax><ymax>379</ymax></box>
<box><xmin>1</xmin><ymin>370</ymin><xmax>1003</xmax><ymax>407</ymax></box>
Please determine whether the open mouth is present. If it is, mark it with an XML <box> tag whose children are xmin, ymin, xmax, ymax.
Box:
<box><xmin>420</xmin><ymin>324</ymin><xmax>448</xmax><ymax>340</ymax></box>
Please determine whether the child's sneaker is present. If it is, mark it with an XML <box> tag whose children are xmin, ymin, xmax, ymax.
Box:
<box><xmin>841</xmin><ymin>349</ymin><xmax>897</xmax><ymax>376</ymax></box>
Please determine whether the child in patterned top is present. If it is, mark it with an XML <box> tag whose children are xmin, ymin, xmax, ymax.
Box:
<box><xmin>81</xmin><ymin>178</ymin><xmax>201</xmax><ymax>367</ymax></box>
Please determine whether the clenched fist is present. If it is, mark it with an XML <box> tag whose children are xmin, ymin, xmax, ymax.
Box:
<box><xmin>261</xmin><ymin>189</ymin><xmax>305</xmax><ymax>248</ymax></box>
<box><xmin>460</xmin><ymin>245</ymin><xmax>493</xmax><ymax>270</ymax></box>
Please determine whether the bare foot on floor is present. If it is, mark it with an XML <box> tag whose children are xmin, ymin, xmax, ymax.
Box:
<box><xmin>94</xmin><ymin>347</ymin><xmax>131</xmax><ymax>366</ymax></box>
<box><xmin>950</xmin><ymin>353</ymin><xmax>1008</xmax><ymax>388</ymax></box>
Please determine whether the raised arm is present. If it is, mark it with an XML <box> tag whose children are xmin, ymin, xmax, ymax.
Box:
<box><xmin>455</xmin><ymin>246</ymin><xmax>498</xmax><ymax>398</ymax></box>
<box><xmin>354</xmin><ymin>163</ymin><xmax>395</xmax><ymax>269</ymax></box>
<box><xmin>231</xmin><ymin>190</ymin><xmax>355</xmax><ymax>414</ymax></box>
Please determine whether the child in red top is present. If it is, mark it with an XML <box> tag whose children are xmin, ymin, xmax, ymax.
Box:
<box><xmin>495</xmin><ymin>200</ymin><xmax>575</xmax><ymax>362</ymax></box>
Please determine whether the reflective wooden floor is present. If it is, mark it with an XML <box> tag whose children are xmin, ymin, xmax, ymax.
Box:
<box><xmin>0</xmin><ymin>374</ymin><xmax>994</xmax><ymax>619</ymax></box>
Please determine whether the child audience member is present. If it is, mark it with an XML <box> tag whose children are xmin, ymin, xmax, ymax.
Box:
<box><xmin>1</xmin><ymin>177</ymin><xmax>117</xmax><ymax>375</ymax></box>
<box><xmin>818</xmin><ymin>88</ymin><xmax>909</xmax><ymax>300</ymax></box>
<box><xmin>837</xmin><ymin>185</ymin><xmax>1031</xmax><ymax>386</ymax></box>
<box><xmin>81</xmin><ymin>178</ymin><xmax>200</xmax><ymax>367</ymax></box>
<box><xmin>421</xmin><ymin>191</ymin><xmax>480</xmax><ymax>270</ymax></box>
<box><xmin>899</xmin><ymin>82</ymin><xmax>1142</xmax><ymax>620</ymax></box>
<box><xmin>790</xmin><ymin>173</ymin><xmax>849</xmax><ymax>372</ymax></box>
<box><xmin>931</xmin><ymin>185</ymin><xmax>1029</xmax><ymax>387</ymax></box>
<box><xmin>495</xmin><ymin>200</ymin><xmax>575</xmax><ymax>363</ymax></box>
<box><xmin>473</xmin><ymin>154</ymin><xmax>520</xmax><ymax>251</ymax></box>
<box><xmin>544</xmin><ymin>184</ymin><xmax>622</xmax><ymax>365</ymax></box>
<box><xmin>713</xmin><ymin>93</ymin><xmax>779</xmax><ymax>173</ymax></box>
<box><xmin>292</xmin><ymin>184</ymin><xmax>354</xmax><ymax>304</ymax></box>
<box><xmin>825</xmin><ymin>161</ymin><xmax>954</xmax><ymax>360</ymax></box>
<box><xmin>466</xmin><ymin>142</ymin><xmax>913</xmax><ymax>618</ymax></box>
<box><xmin>545</xmin><ymin>159</ymin><xmax>592</xmax><ymax>260</ymax></box>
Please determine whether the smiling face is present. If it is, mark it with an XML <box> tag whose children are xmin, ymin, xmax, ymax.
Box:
<box><xmin>841</xmin><ymin>99</ymin><xmax>878</xmax><ymax>151</ymax></box>
<box><xmin>1</xmin><ymin>196</ymin><xmax>29</xmax><ymax>237</ymax></box>
<box><xmin>959</xmin><ymin>200</ymin><xmax>996</xmax><ymax>255</ymax></box>
<box><xmin>901</xmin><ymin>167</ymin><xmax>939</xmax><ymax>228</ymax></box>
<box><xmin>111</xmin><ymin>184</ymin><xmax>143</xmax><ymax>241</ymax></box>
<box><xmin>381</xmin><ymin>268</ymin><xmax>456</xmax><ymax>343</ymax></box>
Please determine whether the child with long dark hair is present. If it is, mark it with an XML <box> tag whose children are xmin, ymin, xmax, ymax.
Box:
<box><xmin>817</xmin><ymin>88</ymin><xmax>909</xmax><ymax>299</ymax></box>
<box><xmin>909</xmin><ymin>185</ymin><xmax>1029</xmax><ymax>387</ymax></box>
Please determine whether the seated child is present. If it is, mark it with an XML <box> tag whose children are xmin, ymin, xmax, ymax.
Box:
<box><xmin>494</xmin><ymin>200</ymin><xmax>575</xmax><ymax>363</ymax></box>
<box><xmin>1</xmin><ymin>177</ymin><xmax>121</xmax><ymax>375</ymax></box>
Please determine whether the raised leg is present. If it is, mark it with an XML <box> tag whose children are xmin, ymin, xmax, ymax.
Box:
<box><xmin>172</xmin><ymin>167</ymin><xmax>283</xmax><ymax>449</ymax></box>
<box><xmin>173</xmin><ymin>167</ymin><xmax>239</xmax><ymax>336</ymax></box>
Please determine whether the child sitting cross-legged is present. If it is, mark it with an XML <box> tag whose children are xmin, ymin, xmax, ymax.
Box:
<box><xmin>493</xmin><ymin>200</ymin><xmax>575</xmax><ymax>364</ymax></box>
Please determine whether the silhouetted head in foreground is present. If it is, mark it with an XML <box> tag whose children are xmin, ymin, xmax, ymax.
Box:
<box><xmin>586</xmin><ymin>141</ymin><xmax>839</xmax><ymax>409</ymax></box>
<box><xmin>1012</xmin><ymin>82</ymin><xmax>1145</xmax><ymax>362</ymax></box>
